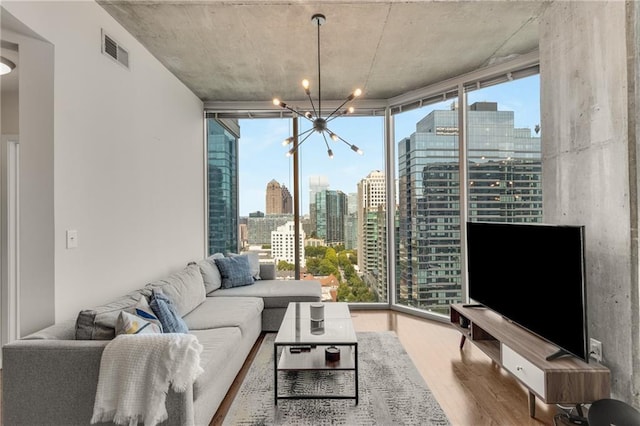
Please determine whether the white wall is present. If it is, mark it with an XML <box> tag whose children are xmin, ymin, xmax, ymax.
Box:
<box><xmin>3</xmin><ymin>1</ymin><xmax>205</xmax><ymax>330</ymax></box>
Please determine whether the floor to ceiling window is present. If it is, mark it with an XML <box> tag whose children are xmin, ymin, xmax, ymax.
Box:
<box><xmin>392</xmin><ymin>74</ymin><xmax>541</xmax><ymax>319</ymax></box>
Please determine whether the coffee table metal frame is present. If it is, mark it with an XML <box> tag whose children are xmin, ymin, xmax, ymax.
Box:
<box><xmin>273</xmin><ymin>302</ymin><xmax>358</xmax><ymax>405</ymax></box>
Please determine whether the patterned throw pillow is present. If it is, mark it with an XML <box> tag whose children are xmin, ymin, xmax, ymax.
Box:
<box><xmin>228</xmin><ymin>252</ymin><xmax>261</xmax><ymax>280</ymax></box>
<box><xmin>214</xmin><ymin>255</ymin><xmax>255</xmax><ymax>289</ymax></box>
<box><xmin>129</xmin><ymin>296</ymin><xmax>163</xmax><ymax>332</ymax></box>
<box><xmin>149</xmin><ymin>290</ymin><xmax>189</xmax><ymax>333</ymax></box>
<box><xmin>115</xmin><ymin>311</ymin><xmax>162</xmax><ymax>335</ymax></box>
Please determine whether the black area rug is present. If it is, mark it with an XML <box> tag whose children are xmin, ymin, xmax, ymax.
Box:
<box><xmin>222</xmin><ymin>331</ymin><xmax>451</xmax><ymax>425</ymax></box>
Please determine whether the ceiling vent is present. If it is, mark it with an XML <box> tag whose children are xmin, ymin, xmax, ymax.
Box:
<box><xmin>101</xmin><ymin>29</ymin><xmax>129</xmax><ymax>69</ymax></box>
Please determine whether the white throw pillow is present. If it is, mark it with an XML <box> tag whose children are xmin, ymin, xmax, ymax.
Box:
<box><xmin>128</xmin><ymin>296</ymin><xmax>164</xmax><ymax>332</ymax></box>
<box><xmin>115</xmin><ymin>311</ymin><xmax>162</xmax><ymax>335</ymax></box>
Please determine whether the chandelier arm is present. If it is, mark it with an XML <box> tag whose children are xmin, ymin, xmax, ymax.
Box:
<box><xmin>331</xmin><ymin>130</ymin><xmax>363</xmax><ymax>154</ymax></box>
<box><xmin>333</xmin><ymin>132</ymin><xmax>351</xmax><ymax>148</ymax></box>
<box><xmin>305</xmin><ymin>92</ymin><xmax>319</xmax><ymax>119</ymax></box>
<box><xmin>281</xmin><ymin>104</ymin><xmax>315</xmax><ymax>123</ymax></box>
<box><xmin>321</xmin><ymin>132</ymin><xmax>331</xmax><ymax>151</ymax></box>
<box><xmin>325</xmin><ymin>98</ymin><xmax>353</xmax><ymax>121</ymax></box>
<box><xmin>295</xmin><ymin>127</ymin><xmax>315</xmax><ymax>139</ymax></box>
<box><xmin>326</xmin><ymin>109</ymin><xmax>348</xmax><ymax>123</ymax></box>
<box><xmin>284</xmin><ymin>127</ymin><xmax>315</xmax><ymax>146</ymax></box>
<box><xmin>321</xmin><ymin>132</ymin><xmax>334</xmax><ymax>158</ymax></box>
<box><xmin>287</xmin><ymin>130</ymin><xmax>315</xmax><ymax>156</ymax></box>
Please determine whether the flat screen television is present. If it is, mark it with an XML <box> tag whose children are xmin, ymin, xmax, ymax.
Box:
<box><xmin>466</xmin><ymin>221</ymin><xmax>588</xmax><ymax>362</ymax></box>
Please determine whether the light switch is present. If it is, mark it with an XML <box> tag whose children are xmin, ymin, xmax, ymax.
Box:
<box><xmin>66</xmin><ymin>229</ymin><xmax>78</xmax><ymax>249</ymax></box>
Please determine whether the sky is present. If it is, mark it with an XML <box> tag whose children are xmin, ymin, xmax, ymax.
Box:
<box><xmin>238</xmin><ymin>75</ymin><xmax>540</xmax><ymax>216</ymax></box>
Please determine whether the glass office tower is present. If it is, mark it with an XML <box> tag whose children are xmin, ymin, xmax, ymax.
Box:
<box><xmin>397</xmin><ymin>102</ymin><xmax>542</xmax><ymax>314</ymax></box>
<box><xmin>206</xmin><ymin>118</ymin><xmax>239</xmax><ymax>255</ymax></box>
<box><xmin>315</xmin><ymin>189</ymin><xmax>347</xmax><ymax>246</ymax></box>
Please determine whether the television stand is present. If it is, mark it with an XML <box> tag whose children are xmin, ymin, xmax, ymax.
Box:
<box><xmin>450</xmin><ymin>304</ymin><xmax>610</xmax><ymax>418</ymax></box>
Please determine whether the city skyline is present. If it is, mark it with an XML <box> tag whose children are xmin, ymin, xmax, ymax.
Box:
<box><xmin>238</xmin><ymin>76</ymin><xmax>540</xmax><ymax>216</ymax></box>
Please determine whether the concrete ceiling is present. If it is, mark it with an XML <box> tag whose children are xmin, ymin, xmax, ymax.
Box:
<box><xmin>98</xmin><ymin>1</ymin><xmax>547</xmax><ymax>104</ymax></box>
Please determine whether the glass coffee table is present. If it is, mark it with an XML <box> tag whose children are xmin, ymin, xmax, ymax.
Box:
<box><xmin>274</xmin><ymin>302</ymin><xmax>358</xmax><ymax>405</ymax></box>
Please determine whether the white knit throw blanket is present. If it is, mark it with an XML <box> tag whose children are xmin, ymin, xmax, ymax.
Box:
<box><xmin>91</xmin><ymin>333</ymin><xmax>204</xmax><ymax>426</ymax></box>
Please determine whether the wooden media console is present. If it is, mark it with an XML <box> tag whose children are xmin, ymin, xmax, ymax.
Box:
<box><xmin>450</xmin><ymin>303</ymin><xmax>610</xmax><ymax>417</ymax></box>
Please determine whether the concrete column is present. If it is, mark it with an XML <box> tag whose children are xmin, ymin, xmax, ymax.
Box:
<box><xmin>540</xmin><ymin>0</ymin><xmax>638</xmax><ymax>405</ymax></box>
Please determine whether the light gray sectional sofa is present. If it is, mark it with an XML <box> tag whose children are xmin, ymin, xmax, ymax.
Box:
<box><xmin>2</xmin><ymin>255</ymin><xmax>322</xmax><ymax>426</ymax></box>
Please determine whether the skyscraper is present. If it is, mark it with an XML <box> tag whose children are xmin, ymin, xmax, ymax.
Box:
<box><xmin>397</xmin><ymin>102</ymin><xmax>542</xmax><ymax>313</ymax></box>
<box><xmin>308</xmin><ymin>175</ymin><xmax>329</xmax><ymax>237</ymax></box>
<box><xmin>344</xmin><ymin>193</ymin><xmax>359</xmax><ymax>250</ymax></box>
<box><xmin>357</xmin><ymin>170</ymin><xmax>387</xmax><ymax>301</ymax></box>
<box><xmin>206</xmin><ymin>118</ymin><xmax>239</xmax><ymax>255</ymax></box>
<box><xmin>265</xmin><ymin>180</ymin><xmax>292</xmax><ymax>214</ymax></box>
<box><xmin>315</xmin><ymin>189</ymin><xmax>347</xmax><ymax>246</ymax></box>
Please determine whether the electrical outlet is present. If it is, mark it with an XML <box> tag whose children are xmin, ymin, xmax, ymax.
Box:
<box><xmin>589</xmin><ymin>338</ymin><xmax>603</xmax><ymax>362</ymax></box>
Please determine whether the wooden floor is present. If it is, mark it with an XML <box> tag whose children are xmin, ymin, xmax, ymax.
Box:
<box><xmin>210</xmin><ymin>309</ymin><xmax>559</xmax><ymax>426</ymax></box>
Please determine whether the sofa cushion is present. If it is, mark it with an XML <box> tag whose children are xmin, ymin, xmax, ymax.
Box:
<box><xmin>182</xmin><ymin>297</ymin><xmax>263</xmax><ymax>333</ymax></box>
<box><xmin>197</xmin><ymin>253</ymin><xmax>224</xmax><ymax>294</ymax></box>
<box><xmin>75</xmin><ymin>289</ymin><xmax>145</xmax><ymax>340</ymax></box>
<box><xmin>228</xmin><ymin>252</ymin><xmax>261</xmax><ymax>280</ymax></box>
<box><xmin>189</xmin><ymin>327</ymin><xmax>242</xmax><ymax>400</ymax></box>
<box><xmin>209</xmin><ymin>279</ymin><xmax>322</xmax><ymax>309</ymax></box>
<box><xmin>214</xmin><ymin>256</ymin><xmax>254</xmax><ymax>289</ymax></box>
<box><xmin>143</xmin><ymin>264</ymin><xmax>206</xmax><ymax>317</ymax></box>
<box><xmin>149</xmin><ymin>290</ymin><xmax>189</xmax><ymax>333</ymax></box>
<box><xmin>115</xmin><ymin>311</ymin><xmax>162</xmax><ymax>335</ymax></box>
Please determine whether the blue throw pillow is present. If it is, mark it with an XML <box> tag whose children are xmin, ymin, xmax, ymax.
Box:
<box><xmin>149</xmin><ymin>290</ymin><xmax>189</xmax><ymax>333</ymax></box>
<box><xmin>214</xmin><ymin>255</ymin><xmax>255</xmax><ymax>289</ymax></box>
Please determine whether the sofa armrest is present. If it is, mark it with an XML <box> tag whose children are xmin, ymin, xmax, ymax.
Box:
<box><xmin>259</xmin><ymin>263</ymin><xmax>276</xmax><ymax>280</ymax></box>
<box><xmin>3</xmin><ymin>339</ymin><xmax>108</xmax><ymax>425</ymax></box>
<box><xmin>2</xmin><ymin>339</ymin><xmax>193</xmax><ymax>426</ymax></box>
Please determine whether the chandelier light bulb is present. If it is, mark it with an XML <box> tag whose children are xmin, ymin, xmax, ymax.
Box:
<box><xmin>348</xmin><ymin>107</ymin><xmax>355</xmax><ymax>114</ymax></box>
<box><xmin>351</xmin><ymin>145</ymin><xmax>364</xmax><ymax>155</ymax></box>
<box><xmin>327</xmin><ymin>149</ymin><xmax>334</xmax><ymax>158</ymax></box>
<box><xmin>282</xmin><ymin>137</ymin><xmax>293</xmax><ymax>146</ymax></box>
<box><xmin>273</xmin><ymin>98</ymin><xmax>281</xmax><ymax>106</ymax></box>
<box><xmin>302</xmin><ymin>79</ymin><xmax>310</xmax><ymax>90</ymax></box>
<box><xmin>354</xmin><ymin>88</ymin><xmax>362</xmax><ymax>97</ymax></box>
<box><xmin>304</xmin><ymin>111</ymin><xmax>313</xmax><ymax>119</ymax></box>
<box><xmin>330</xmin><ymin>132</ymin><xmax>339</xmax><ymax>141</ymax></box>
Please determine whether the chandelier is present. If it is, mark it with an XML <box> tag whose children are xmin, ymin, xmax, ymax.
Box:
<box><xmin>272</xmin><ymin>13</ymin><xmax>363</xmax><ymax>158</ymax></box>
